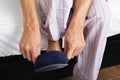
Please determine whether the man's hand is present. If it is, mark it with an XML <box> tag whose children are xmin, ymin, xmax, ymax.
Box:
<box><xmin>19</xmin><ymin>22</ymin><xmax>41</xmax><ymax>63</ymax></box>
<box><xmin>64</xmin><ymin>0</ymin><xmax>92</xmax><ymax>60</ymax></box>
<box><xmin>64</xmin><ymin>20</ymin><xmax>85</xmax><ymax>60</ymax></box>
<box><xmin>20</xmin><ymin>0</ymin><xmax>41</xmax><ymax>63</ymax></box>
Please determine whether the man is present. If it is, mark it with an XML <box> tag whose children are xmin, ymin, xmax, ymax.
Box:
<box><xmin>20</xmin><ymin>0</ymin><xmax>110</xmax><ymax>80</ymax></box>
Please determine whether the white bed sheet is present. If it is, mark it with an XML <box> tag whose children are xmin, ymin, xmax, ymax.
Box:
<box><xmin>108</xmin><ymin>0</ymin><xmax>120</xmax><ymax>36</ymax></box>
<box><xmin>0</xmin><ymin>0</ymin><xmax>48</xmax><ymax>56</ymax></box>
<box><xmin>0</xmin><ymin>0</ymin><xmax>119</xmax><ymax>56</ymax></box>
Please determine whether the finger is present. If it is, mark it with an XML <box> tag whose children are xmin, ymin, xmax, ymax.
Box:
<box><xmin>24</xmin><ymin>48</ymin><xmax>32</xmax><ymax>62</ymax></box>
<box><xmin>30</xmin><ymin>51</ymin><xmax>35</xmax><ymax>63</ymax></box>
<box><xmin>67</xmin><ymin>47</ymin><xmax>74</xmax><ymax>60</ymax></box>
<box><xmin>19</xmin><ymin>47</ymin><xmax>26</xmax><ymax>59</ymax></box>
<box><xmin>72</xmin><ymin>48</ymin><xmax>80</xmax><ymax>58</ymax></box>
<box><xmin>22</xmin><ymin>50</ymin><xmax>27</xmax><ymax>59</ymax></box>
<box><xmin>74</xmin><ymin>48</ymin><xmax>83</xmax><ymax>57</ymax></box>
<box><xmin>31</xmin><ymin>49</ymin><xmax>40</xmax><ymax>63</ymax></box>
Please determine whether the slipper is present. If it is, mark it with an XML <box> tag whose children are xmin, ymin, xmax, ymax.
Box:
<box><xmin>34</xmin><ymin>51</ymin><xmax>68</xmax><ymax>72</ymax></box>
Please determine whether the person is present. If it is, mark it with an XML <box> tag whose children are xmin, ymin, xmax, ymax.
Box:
<box><xmin>20</xmin><ymin>0</ymin><xmax>110</xmax><ymax>80</ymax></box>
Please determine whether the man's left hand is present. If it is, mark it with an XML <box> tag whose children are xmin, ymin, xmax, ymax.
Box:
<box><xmin>64</xmin><ymin>20</ymin><xmax>85</xmax><ymax>60</ymax></box>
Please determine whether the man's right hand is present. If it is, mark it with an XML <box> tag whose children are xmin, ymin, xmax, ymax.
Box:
<box><xmin>20</xmin><ymin>0</ymin><xmax>41</xmax><ymax>63</ymax></box>
<box><xmin>19</xmin><ymin>22</ymin><xmax>41</xmax><ymax>63</ymax></box>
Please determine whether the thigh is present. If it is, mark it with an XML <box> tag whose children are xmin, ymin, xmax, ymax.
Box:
<box><xmin>38</xmin><ymin>0</ymin><xmax>74</xmax><ymax>40</ymax></box>
<box><xmin>73</xmin><ymin>0</ymin><xmax>110</xmax><ymax>80</ymax></box>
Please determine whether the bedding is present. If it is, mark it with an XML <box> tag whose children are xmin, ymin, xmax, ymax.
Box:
<box><xmin>108</xmin><ymin>0</ymin><xmax>120</xmax><ymax>36</ymax></box>
<box><xmin>0</xmin><ymin>0</ymin><xmax>48</xmax><ymax>57</ymax></box>
<box><xmin>0</xmin><ymin>0</ymin><xmax>120</xmax><ymax>56</ymax></box>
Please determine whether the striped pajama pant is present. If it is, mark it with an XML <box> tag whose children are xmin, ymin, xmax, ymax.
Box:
<box><xmin>37</xmin><ymin>0</ymin><xmax>110</xmax><ymax>80</ymax></box>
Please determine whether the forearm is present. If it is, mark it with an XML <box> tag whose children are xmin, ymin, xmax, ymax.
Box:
<box><xmin>70</xmin><ymin>0</ymin><xmax>93</xmax><ymax>29</ymax></box>
<box><xmin>20</xmin><ymin>0</ymin><xmax>40</xmax><ymax>31</ymax></box>
<box><xmin>64</xmin><ymin>0</ymin><xmax>92</xmax><ymax>59</ymax></box>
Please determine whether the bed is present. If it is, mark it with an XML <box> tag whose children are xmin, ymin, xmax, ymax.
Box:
<box><xmin>101</xmin><ymin>0</ymin><xmax>120</xmax><ymax>68</ymax></box>
<box><xmin>0</xmin><ymin>0</ymin><xmax>120</xmax><ymax>80</ymax></box>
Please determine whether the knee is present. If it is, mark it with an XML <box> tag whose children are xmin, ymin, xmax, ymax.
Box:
<box><xmin>87</xmin><ymin>1</ymin><xmax>110</xmax><ymax>25</ymax></box>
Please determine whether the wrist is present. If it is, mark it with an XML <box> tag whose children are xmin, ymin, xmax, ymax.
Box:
<box><xmin>23</xmin><ymin>19</ymin><xmax>40</xmax><ymax>32</ymax></box>
<box><xmin>69</xmin><ymin>16</ymin><xmax>85</xmax><ymax>30</ymax></box>
<box><xmin>23</xmin><ymin>13</ymin><xmax>40</xmax><ymax>30</ymax></box>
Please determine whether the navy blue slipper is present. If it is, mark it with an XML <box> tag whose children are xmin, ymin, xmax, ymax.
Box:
<box><xmin>34</xmin><ymin>51</ymin><xmax>68</xmax><ymax>72</ymax></box>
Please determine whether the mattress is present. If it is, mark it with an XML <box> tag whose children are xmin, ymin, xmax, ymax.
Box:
<box><xmin>0</xmin><ymin>0</ymin><xmax>119</xmax><ymax>56</ymax></box>
<box><xmin>108</xmin><ymin>0</ymin><xmax>120</xmax><ymax>36</ymax></box>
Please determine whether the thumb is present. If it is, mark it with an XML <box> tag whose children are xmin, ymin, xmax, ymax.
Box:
<box><xmin>31</xmin><ymin>49</ymin><xmax>40</xmax><ymax>64</ymax></box>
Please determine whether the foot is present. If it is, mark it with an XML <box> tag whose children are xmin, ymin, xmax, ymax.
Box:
<box><xmin>47</xmin><ymin>39</ymin><xmax>62</xmax><ymax>52</ymax></box>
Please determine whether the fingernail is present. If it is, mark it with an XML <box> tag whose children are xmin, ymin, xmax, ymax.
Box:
<box><xmin>28</xmin><ymin>58</ymin><xmax>32</xmax><ymax>62</ymax></box>
<box><xmin>23</xmin><ymin>55</ymin><xmax>26</xmax><ymax>59</ymax></box>
<box><xmin>67</xmin><ymin>56</ymin><xmax>71</xmax><ymax>60</ymax></box>
<box><xmin>24</xmin><ymin>56</ymin><xmax>26</xmax><ymax>59</ymax></box>
<box><xmin>72</xmin><ymin>56</ymin><xmax>74</xmax><ymax>59</ymax></box>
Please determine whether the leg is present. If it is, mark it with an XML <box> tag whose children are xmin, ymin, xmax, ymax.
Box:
<box><xmin>38</xmin><ymin>0</ymin><xmax>73</xmax><ymax>51</ymax></box>
<box><xmin>35</xmin><ymin>0</ymin><xmax>72</xmax><ymax>71</ymax></box>
<box><xmin>47</xmin><ymin>39</ymin><xmax>62</xmax><ymax>51</ymax></box>
<box><xmin>39</xmin><ymin>0</ymin><xmax>73</xmax><ymax>40</ymax></box>
<box><xmin>73</xmin><ymin>0</ymin><xmax>110</xmax><ymax>80</ymax></box>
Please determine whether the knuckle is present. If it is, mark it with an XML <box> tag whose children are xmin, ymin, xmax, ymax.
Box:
<box><xmin>31</xmin><ymin>48</ymin><xmax>36</xmax><ymax>53</ymax></box>
<box><xmin>77</xmin><ymin>46</ymin><xmax>84</xmax><ymax>52</ymax></box>
<box><xmin>32</xmin><ymin>47</ymin><xmax>37</xmax><ymax>50</ymax></box>
<box><xmin>24</xmin><ymin>46</ymin><xmax>29</xmax><ymax>50</ymax></box>
<box><xmin>79</xmin><ymin>43</ymin><xmax>85</xmax><ymax>48</ymax></box>
<box><xmin>31</xmin><ymin>47</ymin><xmax>40</xmax><ymax>52</ymax></box>
<box><xmin>31</xmin><ymin>49</ymin><xmax>38</xmax><ymax>55</ymax></box>
<box><xmin>68</xmin><ymin>44</ymin><xmax>74</xmax><ymax>49</ymax></box>
<box><xmin>78</xmin><ymin>46</ymin><xmax>84</xmax><ymax>50</ymax></box>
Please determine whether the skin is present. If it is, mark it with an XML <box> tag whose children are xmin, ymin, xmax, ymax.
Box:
<box><xmin>20</xmin><ymin>0</ymin><xmax>41</xmax><ymax>63</ymax></box>
<box><xmin>64</xmin><ymin>0</ymin><xmax>93</xmax><ymax>60</ymax></box>
<box><xmin>47</xmin><ymin>39</ymin><xmax>62</xmax><ymax>52</ymax></box>
<box><xmin>20</xmin><ymin>0</ymin><xmax>93</xmax><ymax>63</ymax></box>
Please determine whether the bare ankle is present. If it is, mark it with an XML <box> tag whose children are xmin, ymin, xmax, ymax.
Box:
<box><xmin>47</xmin><ymin>39</ymin><xmax>62</xmax><ymax>52</ymax></box>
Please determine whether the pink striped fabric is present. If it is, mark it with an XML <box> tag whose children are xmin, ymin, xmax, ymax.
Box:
<box><xmin>39</xmin><ymin>0</ymin><xmax>73</xmax><ymax>40</ymax></box>
<box><xmin>37</xmin><ymin>0</ymin><xmax>110</xmax><ymax>80</ymax></box>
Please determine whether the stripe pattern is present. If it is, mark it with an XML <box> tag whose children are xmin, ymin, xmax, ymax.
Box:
<box><xmin>37</xmin><ymin>0</ymin><xmax>110</xmax><ymax>80</ymax></box>
<box><xmin>39</xmin><ymin>0</ymin><xmax>73</xmax><ymax>40</ymax></box>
